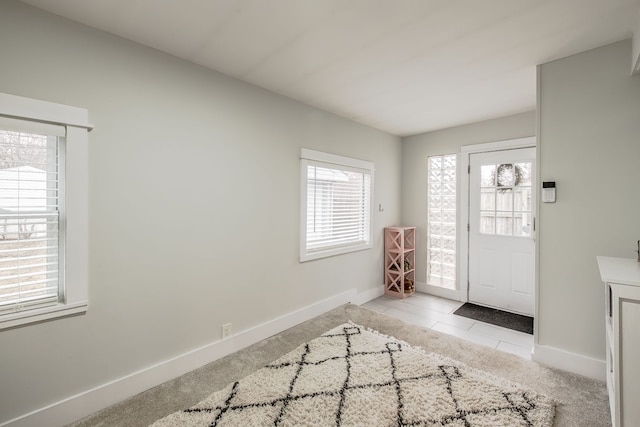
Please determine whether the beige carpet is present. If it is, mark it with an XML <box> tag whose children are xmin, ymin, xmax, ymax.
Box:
<box><xmin>67</xmin><ymin>304</ymin><xmax>610</xmax><ymax>427</ymax></box>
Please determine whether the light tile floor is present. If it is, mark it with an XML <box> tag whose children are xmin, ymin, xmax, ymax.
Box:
<box><xmin>361</xmin><ymin>292</ymin><xmax>534</xmax><ymax>360</ymax></box>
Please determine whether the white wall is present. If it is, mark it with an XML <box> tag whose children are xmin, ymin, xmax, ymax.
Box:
<box><xmin>401</xmin><ymin>112</ymin><xmax>536</xmax><ymax>290</ymax></box>
<box><xmin>0</xmin><ymin>1</ymin><xmax>401</xmax><ymax>424</ymax></box>
<box><xmin>633</xmin><ymin>8</ymin><xmax>640</xmax><ymax>74</ymax></box>
<box><xmin>537</xmin><ymin>40</ymin><xmax>640</xmax><ymax>361</ymax></box>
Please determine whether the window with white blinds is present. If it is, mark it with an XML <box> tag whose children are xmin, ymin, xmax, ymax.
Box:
<box><xmin>300</xmin><ymin>149</ymin><xmax>373</xmax><ymax>262</ymax></box>
<box><xmin>0</xmin><ymin>91</ymin><xmax>89</xmax><ymax>330</ymax></box>
<box><xmin>0</xmin><ymin>125</ymin><xmax>63</xmax><ymax>315</ymax></box>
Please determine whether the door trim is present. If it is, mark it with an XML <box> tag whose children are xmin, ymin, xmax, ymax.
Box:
<box><xmin>458</xmin><ymin>137</ymin><xmax>536</xmax><ymax>309</ymax></box>
<box><xmin>461</xmin><ymin>137</ymin><xmax>536</xmax><ymax>154</ymax></box>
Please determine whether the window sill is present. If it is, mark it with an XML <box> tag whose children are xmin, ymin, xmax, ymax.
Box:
<box><xmin>0</xmin><ymin>301</ymin><xmax>88</xmax><ymax>331</ymax></box>
<box><xmin>300</xmin><ymin>243</ymin><xmax>372</xmax><ymax>262</ymax></box>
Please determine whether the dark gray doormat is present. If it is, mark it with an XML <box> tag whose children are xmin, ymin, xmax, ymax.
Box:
<box><xmin>453</xmin><ymin>303</ymin><xmax>533</xmax><ymax>335</ymax></box>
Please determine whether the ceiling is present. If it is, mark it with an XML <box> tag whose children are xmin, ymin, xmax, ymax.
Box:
<box><xmin>20</xmin><ymin>0</ymin><xmax>640</xmax><ymax>136</ymax></box>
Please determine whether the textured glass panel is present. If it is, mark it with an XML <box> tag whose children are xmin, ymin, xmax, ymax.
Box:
<box><xmin>429</xmin><ymin>196</ymin><xmax>442</xmax><ymax>209</ymax></box>
<box><xmin>480</xmin><ymin>188</ymin><xmax>495</xmax><ymax>210</ymax></box>
<box><xmin>429</xmin><ymin>168</ymin><xmax>441</xmax><ymax>182</ymax></box>
<box><xmin>443</xmin><ymin>183</ymin><xmax>455</xmax><ymax>196</ymax></box>
<box><xmin>481</xmin><ymin>165</ymin><xmax>495</xmax><ymax>187</ymax></box>
<box><xmin>443</xmin><ymin>168</ymin><xmax>455</xmax><ymax>182</ymax></box>
<box><xmin>443</xmin><ymin>252</ymin><xmax>456</xmax><ymax>265</ymax></box>
<box><xmin>443</xmin><ymin>265</ymin><xmax>456</xmax><ymax>278</ymax></box>
<box><xmin>442</xmin><ymin>224</ymin><xmax>456</xmax><ymax>238</ymax></box>
<box><xmin>497</xmin><ymin>164</ymin><xmax>515</xmax><ymax>187</ymax></box>
<box><xmin>429</xmin><ymin>237</ymin><xmax>442</xmax><ymax>249</ymax></box>
<box><xmin>496</xmin><ymin>188</ymin><xmax>513</xmax><ymax>211</ymax></box>
<box><xmin>429</xmin><ymin>156</ymin><xmax>442</xmax><ymax>170</ymax></box>
<box><xmin>443</xmin><ymin>196</ymin><xmax>456</xmax><ymax>210</ymax></box>
<box><xmin>515</xmin><ymin>162</ymin><xmax>532</xmax><ymax>186</ymax></box>
<box><xmin>480</xmin><ymin>212</ymin><xmax>495</xmax><ymax>234</ymax></box>
<box><xmin>514</xmin><ymin>187</ymin><xmax>531</xmax><ymax>212</ymax></box>
<box><xmin>430</xmin><ymin>263</ymin><xmax>442</xmax><ymax>275</ymax></box>
<box><xmin>429</xmin><ymin>182</ymin><xmax>442</xmax><ymax>195</ymax></box>
<box><xmin>443</xmin><ymin>155</ymin><xmax>456</xmax><ymax>169</ymax></box>
<box><xmin>443</xmin><ymin>238</ymin><xmax>456</xmax><ymax>252</ymax></box>
<box><xmin>429</xmin><ymin>210</ymin><xmax>443</xmax><ymax>223</ymax></box>
<box><xmin>427</xmin><ymin>154</ymin><xmax>456</xmax><ymax>290</ymax></box>
<box><xmin>429</xmin><ymin>250</ymin><xmax>442</xmax><ymax>263</ymax></box>
<box><xmin>442</xmin><ymin>210</ymin><xmax>456</xmax><ymax>224</ymax></box>
<box><xmin>496</xmin><ymin>214</ymin><xmax>513</xmax><ymax>235</ymax></box>
<box><xmin>514</xmin><ymin>213</ymin><xmax>532</xmax><ymax>237</ymax></box>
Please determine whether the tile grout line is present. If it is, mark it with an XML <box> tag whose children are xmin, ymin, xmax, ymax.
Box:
<box><xmin>363</xmin><ymin>294</ymin><xmax>533</xmax><ymax>360</ymax></box>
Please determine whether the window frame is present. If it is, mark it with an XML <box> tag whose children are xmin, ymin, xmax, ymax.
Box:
<box><xmin>0</xmin><ymin>92</ymin><xmax>91</xmax><ymax>330</ymax></box>
<box><xmin>299</xmin><ymin>148</ymin><xmax>374</xmax><ymax>262</ymax></box>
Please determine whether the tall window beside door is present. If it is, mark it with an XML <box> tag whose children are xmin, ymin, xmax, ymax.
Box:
<box><xmin>427</xmin><ymin>155</ymin><xmax>456</xmax><ymax>289</ymax></box>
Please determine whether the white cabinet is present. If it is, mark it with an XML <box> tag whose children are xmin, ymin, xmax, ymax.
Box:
<box><xmin>597</xmin><ymin>256</ymin><xmax>640</xmax><ymax>427</ymax></box>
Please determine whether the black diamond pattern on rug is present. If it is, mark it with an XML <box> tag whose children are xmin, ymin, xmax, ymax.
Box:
<box><xmin>151</xmin><ymin>324</ymin><xmax>554</xmax><ymax>426</ymax></box>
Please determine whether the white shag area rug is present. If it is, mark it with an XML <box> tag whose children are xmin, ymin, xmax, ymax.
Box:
<box><xmin>150</xmin><ymin>323</ymin><xmax>555</xmax><ymax>426</ymax></box>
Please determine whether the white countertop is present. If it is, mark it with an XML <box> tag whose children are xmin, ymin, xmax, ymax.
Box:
<box><xmin>597</xmin><ymin>256</ymin><xmax>640</xmax><ymax>287</ymax></box>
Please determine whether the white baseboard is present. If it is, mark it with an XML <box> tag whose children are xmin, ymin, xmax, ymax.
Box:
<box><xmin>532</xmin><ymin>343</ymin><xmax>605</xmax><ymax>381</ymax></box>
<box><xmin>354</xmin><ymin>285</ymin><xmax>384</xmax><ymax>305</ymax></box>
<box><xmin>1</xmin><ymin>288</ymin><xmax>359</xmax><ymax>427</ymax></box>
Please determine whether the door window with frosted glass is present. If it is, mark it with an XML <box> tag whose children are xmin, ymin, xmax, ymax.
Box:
<box><xmin>427</xmin><ymin>155</ymin><xmax>456</xmax><ymax>289</ymax></box>
<box><xmin>480</xmin><ymin>162</ymin><xmax>532</xmax><ymax>237</ymax></box>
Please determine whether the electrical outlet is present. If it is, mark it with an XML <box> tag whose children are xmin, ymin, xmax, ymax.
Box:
<box><xmin>222</xmin><ymin>323</ymin><xmax>232</xmax><ymax>339</ymax></box>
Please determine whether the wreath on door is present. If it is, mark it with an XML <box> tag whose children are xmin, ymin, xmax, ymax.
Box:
<box><xmin>492</xmin><ymin>163</ymin><xmax>524</xmax><ymax>191</ymax></box>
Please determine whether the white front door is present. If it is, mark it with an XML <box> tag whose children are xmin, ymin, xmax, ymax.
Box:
<box><xmin>468</xmin><ymin>148</ymin><xmax>535</xmax><ymax>316</ymax></box>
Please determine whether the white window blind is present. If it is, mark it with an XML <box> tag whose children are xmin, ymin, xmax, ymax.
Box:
<box><xmin>0</xmin><ymin>118</ymin><xmax>63</xmax><ymax>315</ymax></box>
<box><xmin>300</xmin><ymin>149</ymin><xmax>373</xmax><ymax>262</ymax></box>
